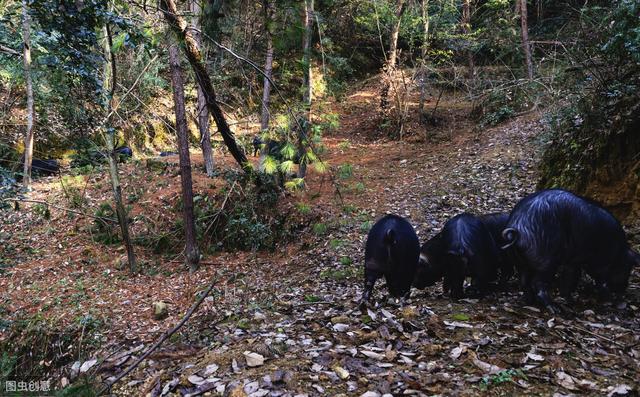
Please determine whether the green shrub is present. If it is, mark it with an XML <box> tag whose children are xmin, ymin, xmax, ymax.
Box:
<box><xmin>91</xmin><ymin>203</ymin><xmax>120</xmax><ymax>244</ymax></box>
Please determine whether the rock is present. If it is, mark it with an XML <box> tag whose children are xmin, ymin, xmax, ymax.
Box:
<box><xmin>331</xmin><ymin>315</ymin><xmax>349</xmax><ymax>324</ymax></box>
<box><xmin>153</xmin><ymin>301</ymin><xmax>168</xmax><ymax>320</ymax></box>
<box><xmin>333</xmin><ymin>365</ymin><xmax>350</xmax><ymax>380</ymax></box>
<box><xmin>254</xmin><ymin>312</ymin><xmax>267</xmax><ymax>321</ymax></box>
<box><xmin>113</xmin><ymin>255</ymin><xmax>128</xmax><ymax>270</ymax></box>
<box><xmin>244</xmin><ymin>351</ymin><xmax>265</xmax><ymax>367</ymax></box>
<box><xmin>360</xmin><ymin>392</ymin><xmax>381</xmax><ymax>397</ymax></box>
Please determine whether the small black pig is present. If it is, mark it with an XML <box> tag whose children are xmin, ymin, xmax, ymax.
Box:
<box><xmin>362</xmin><ymin>214</ymin><xmax>420</xmax><ymax>303</ymax></box>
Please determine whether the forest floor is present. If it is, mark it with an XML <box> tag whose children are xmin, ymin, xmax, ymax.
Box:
<box><xmin>1</xmin><ymin>75</ymin><xmax>639</xmax><ymax>396</ymax></box>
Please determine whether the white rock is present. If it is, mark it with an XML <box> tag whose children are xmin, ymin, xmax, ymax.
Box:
<box><xmin>333</xmin><ymin>366</ymin><xmax>350</xmax><ymax>379</ymax></box>
<box><xmin>244</xmin><ymin>351</ymin><xmax>265</xmax><ymax>367</ymax></box>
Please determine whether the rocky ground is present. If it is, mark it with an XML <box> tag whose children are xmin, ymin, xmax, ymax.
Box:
<box><xmin>2</xmin><ymin>79</ymin><xmax>639</xmax><ymax>396</ymax></box>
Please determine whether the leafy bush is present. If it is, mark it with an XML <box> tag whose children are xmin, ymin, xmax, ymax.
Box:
<box><xmin>61</xmin><ymin>175</ymin><xmax>88</xmax><ymax>208</ymax></box>
<box><xmin>473</xmin><ymin>84</ymin><xmax>536</xmax><ymax>127</ymax></box>
<box><xmin>91</xmin><ymin>203</ymin><xmax>120</xmax><ymax>244</ymax></box>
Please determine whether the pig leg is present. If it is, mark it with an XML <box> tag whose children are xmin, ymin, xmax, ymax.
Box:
<box><xmin>530</xmin><ymin>269</ymin><xmax>561</xmax><ymax>314</ymax></box>
<box><xmin>558</xmin><ymin>264</ymin><xmax>580</xmax><ymax>303</ymax></box>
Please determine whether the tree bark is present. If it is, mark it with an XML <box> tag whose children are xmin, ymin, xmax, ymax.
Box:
<box><xmin>380</xmin><ymin>0</ymin><xmax>406</xmax><ymax>110</ymax></box>
<box><xmin>160</xmin><ymin>0</ymin><xmax>249</xmax><ymax>172</ymax></box>
<box><xmin>418</xmin><ymin>0</ymin><xmax>430</xmax><ymax>114</ymax></box>
<box><xmin>260</xmin><ymin>0</ymin><xmax>274</xmax><ymax>131</ymax></box>
<box><xmin>191</xmin><ymin>0</ymin><xmax>215</xmax><ymax>177</ymax></box>
<box><xmin>299</xmin><ymin>0</ymin><xmax>314</xmax><ymax>178</ymax></box>
<box><xmin>21</xmin><ymin>0</ymin><xmax>35</xmax><ymax>188</ymax></box>
<box><xmin>169</xmin><ymin>44</ymin><xmax>200</xmax><ymax>273</ymax></box>
<box><xmin>103</xmin><ymin>23</ymin><xmax>137</xmax><ymax>273</ymax></box>
<box><xmin>519</xmin><ymin>0</ymin><xmax>534</xmax><ymax>80</ymax></box>
<box><xmin>462</xmin><ymin>0</ymin><xmax>475</xmax><ymax>81</ymax></box>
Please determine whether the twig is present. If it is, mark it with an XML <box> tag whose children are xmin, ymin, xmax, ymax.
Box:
<box><xmin>294</xmin><ymin>300</ymin><xmax>333</xmax><ymax>307</ymax></box>
<box><xmin>570</xmin><ymin>324</ymin><xmax>625</xmax><ymax>348</ymax></box>
<box><xmin>3</xmin><ymin>198</ymin><xmax>117</xmax><ymax>223</ymax></box>
<box><xmin>168</xmin><ymin>260</ymin><xmax>222</xmax><ymax>266</ymax></box>
<box><xmin>203</xmin><ymin>181</ymin><xmax>237</xmax><ymax>237</ymax></box>
<box><xmin>98</xmin><ymin>274</ymin><xmax>220</xmax><ymax>395</ymax></box>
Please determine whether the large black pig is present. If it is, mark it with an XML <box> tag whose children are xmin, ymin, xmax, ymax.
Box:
<box><xmin>361</xmin><ymin>214</ymin><xmax>420</xmax><ymax>303</ymax></box>
<box><xmin>413</xmin><ymin>213</ymin><xmax>500</xmax><ymax>299</ymax></box>
<box><xmin>502</xmin><ymin>189</ymin><xmax>638</xmax><ymax>313</ymax></box>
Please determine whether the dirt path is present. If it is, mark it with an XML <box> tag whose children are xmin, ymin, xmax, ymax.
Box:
<box><xmin>2</xmin><ymin>79</ymin><xmax>639</xmax><ymax>396</ymax></box>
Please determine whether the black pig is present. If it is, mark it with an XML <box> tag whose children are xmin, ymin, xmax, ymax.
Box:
<box><xmin>115</xmin><ymin>146</ymin><xmax>133</xmax><ymax>161</ymax></box>
<box><xmin>362</xmin><ymin>214</ymin><xmax>420</xmax><ymax>303</ymax></box>
<box><xmin>413</xmin><ymin>213</ymin><xmax>500</xmax><ymax>299</ymax></box>
<box><xmin>502</xmin><ymin>189</ymin><xmax>638</xmax><ymax>313</ymax></box>
<box><xmin>30</xmin><ymin>159</ymin><xmax>60</xmax><ymax>177</ymax></box>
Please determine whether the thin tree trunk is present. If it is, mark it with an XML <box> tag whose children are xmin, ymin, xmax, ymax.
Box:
<box><xmin>520</xmin><ymin>0</ymin><xmax>534</xmax><ymax>80</ymax></box>
<box><xmin>191</xmin><ymin>0</ymin><xmax>214</xmax><ymax>177</ymax></box>
<box><xmin>387</xmin><ymin>0</ymin><xmax>405</xmax><ymax>70</ymax></box>
<box><xmin>380</xmin><ymin>0</ymin><xmax>406</xmax><ymax>110</ymax></box>
<box><xmin>169</xmin><ymin>44</ymin><xmax>200</xmax><ymax>272</ymax></box>
<box><xmin>260</xmin><ymin>0</ymin><xmax>274</xmax><ymax>131</ymax></box>
<box><xmin>462</xmin><ymin>0</ymin><xmax>475</xmax><ymax>82</ymax></box>
<box><xmin>21</xmin><ymin>0</ymin><xmax>35</xmax><ymax>188</ymax></box>
<box><xmin>103</xmin><ymin>23</ymin><xmax>136</xmax><ymax>273</ymax></box>
<box><xmin>299</xmin><ymin>0</ymin><xmax>314</xmax><ymax>179</ymax></box>
<box><xmin>160</xmin><ymin>0</ymin><xmax>249</xmax><ymax>172</ymax></box>
<box><xmin>418</xmin><ymin>0</ymin><xmax>430</xmax><ymax>114</ymax></box>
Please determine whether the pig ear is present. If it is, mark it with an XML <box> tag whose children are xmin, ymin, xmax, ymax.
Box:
<box><xmin>384</xmin><ymin>229</ymin><xmax>396</xmax><ymax>245</ymax></box>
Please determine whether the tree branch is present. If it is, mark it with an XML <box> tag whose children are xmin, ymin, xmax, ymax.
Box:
<box><xmin>98</xmin><ymin>274</ymin><xmax>220</xmax><ymax>395</ymax></box>
<box><xmin>0</xmin><ymin>44</ymin><xmax>20</xmax><ymax>57</ymax></box>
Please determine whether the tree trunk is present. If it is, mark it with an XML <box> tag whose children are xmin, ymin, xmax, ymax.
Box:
<box><xmin>462</xmin><ymin>0</ymin><xmax>475</xmax><ymax>81</ymax></box>
<box><xmin>191</xmin><ymin>0</ymin><xmax>215</xmax><ymax>177</ymax></box>
<box><xmin>418</xmin><ymin>0</ymin><xmax>430</xmax><ymax>114</ymax></box>
<box><xmin>380</xmin><ymin>0</ymin><xmax>406</xmax><ymax>109</ymax></box>
<box><xmin>103</xmin><ymin>23</ymin><xmax>137</xmax><ymax>273</ymax></box>
<box><xmin>387</xmin><ymin>0</ymin><xmax>405</xmax><ymax>70</ymax></box>
<box><xmin>260</xmin><ymin>0</ymin><xmax>274</xmax><ymax>131</ymax></box>
<box><xmin>299</xmin><ymin>0</ymin><xmax>314</xmax><ymax>179</ymax></box>
<box><xmin>519</xmin><ymin>0</ymin><xmax>534</xmax><ymax>80</ymax></box>
<box><xmin>160</xmin><ymin>0</ymin><xmax>249</xmax><ymax>172</ymax></box>
<box><xmin>169</xmin><ymin>44</ymin><xmax>200</xmax><ymax>273</ymax></box>
<box><xmin>21</xmin><ymin>0</ymin><xmax>35</xmax><ymax>188</ymax></box>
